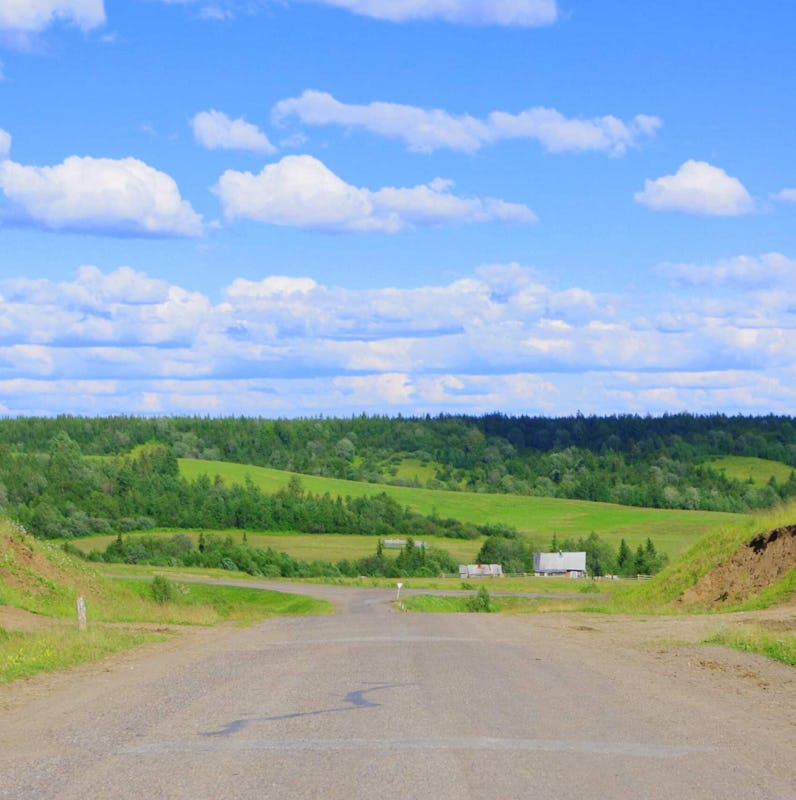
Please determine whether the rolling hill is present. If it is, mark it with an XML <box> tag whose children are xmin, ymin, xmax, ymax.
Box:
<box><xmin>178</xmin><ymin>458</ymin><xmax>739</xmax><ymax>557</ymax></box>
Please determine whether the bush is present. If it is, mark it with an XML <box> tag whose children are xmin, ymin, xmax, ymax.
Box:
<box><xmin>150</xmin><ymin>575</ymin><xmax>175</xmax><ymax>604</ymax></box>
<box><xmin>466</xmin><ymin>585</ymin><xmax>494</xmax><ymax>612</ymax></box>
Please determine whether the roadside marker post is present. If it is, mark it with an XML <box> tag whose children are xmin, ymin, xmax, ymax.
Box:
<box><xmin>76</xmin><ymin>596</ymin><xmax>87</xmax><ymax>631</ymax></box>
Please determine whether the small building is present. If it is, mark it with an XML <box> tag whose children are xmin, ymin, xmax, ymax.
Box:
<box><xmin>533</xmin><ymin>551</ymin><xmax>587</xmax><ymax>578</ymax></box>
<box><xmin>383</xmin><ymin>538</ymin><xmax>428</xmax><ymax>549</ymax></box>
<box><xmin>459</xmin><ymin>563</ymin><xmax>503</xmax><ymax>578</ymax></box>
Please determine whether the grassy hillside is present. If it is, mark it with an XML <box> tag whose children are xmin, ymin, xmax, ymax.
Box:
<box><xmin>0</xmin><ymin>516</ymin><xmax>332</xmax><ymax>683</ymax></box>
<box><xmin>179</xmin><ymin>458</ymin><xmax>739</xmax><ymax>557</ymax></box>
<box><xmin>708</xmin><ymin>456</ymin><xmax>795</xmax><ymax>487</ymax></box>
<box><xmin>611</xmin><ymin>503</ymin><xmax>796</xmax><ymax>612</ymax></box>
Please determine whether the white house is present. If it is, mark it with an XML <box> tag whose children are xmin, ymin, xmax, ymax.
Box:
<box><xmin>533</xmin><ymin>551</ymin><xmax>587</xmax><ymax>578</ymax></box>
<box><xmin>459</xmin><ymin>563</ymin><xmax>503</xmax><ymax>578</ymax></box>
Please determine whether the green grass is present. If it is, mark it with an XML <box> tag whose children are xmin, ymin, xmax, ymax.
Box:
<box><xmin>119</xmin><ymin>577</ymin><xmax>333</xmax><ymax>624</ymax></box>
<box><xmin>0</xmin><ymin>517</ymin><xmax>335</xmax><ymax>683</ymax></box>
<box><xmin>401</xmin><ymin>592</ymin><xmax>589</xmax><ymax>614</ymax></box>
<box><xmin>178</xmin><ymin>458</ymin><xmax>738</xmax><ymax>558</ymax></box>
<box><xmin>402</xmin><ymin>502</ymin><xmax>796</xmax><ymax>632</ymax></box>
<box><xmin>0</xmin><ymin>626</ymin><xmax>167</xmax><ymax>684</ymax></box>
<box><xmin>707</xmin><ymin>456</ymin><xmax>795</xmax><ymax>487</ymax></box>
<box><xmin>386</xmin><ymin>457</ymin><xmax>441</xmax><ymax>485</ymax></box>
<box><xmin>705</xmin><ymin>625</ymin><xmax>796</xmax><ymax>667</ymax></box>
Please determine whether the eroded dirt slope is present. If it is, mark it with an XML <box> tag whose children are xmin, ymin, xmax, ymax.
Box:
<box><xmin>679</xmin><ymin>525</ymin><xmax>796</xmax><ymax>608</ymax></box>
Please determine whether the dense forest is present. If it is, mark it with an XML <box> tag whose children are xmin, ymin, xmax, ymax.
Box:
<box><xmin>0</xmin><ymin>435</ymin><xmax>508</xmax><ymax>541</ymax></box>
<box><xmin>1</xmin><ymin>413</ymin><xmax>796</xmax><ymax>522</ymax></box>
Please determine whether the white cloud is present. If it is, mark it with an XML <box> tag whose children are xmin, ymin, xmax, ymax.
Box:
<box><xmin>301</xmin><ymin>0</ymin><xmax>559</xmax><ymax>26</ymax></box>
<box><xmin>659</xmin><ymin>252</ymin><xmax>796</xmax><ymax>290</ymax></box>
<box><xmin>773</xmin><ymin>188</ymin><xmax>796</xmax><ymax>202</ymax></box>
<box><xmin>0</xmin><ymin>0</ymin><xmax>105</xmax><ymax>32</ymax></box>
<box><xmin>4</xmin><ymin>258</ymin><xmax>796</xmax><ymax>416</ymax></box>
<box><xmin>635</xmin><ymin>160</ymin><xmax>754</xmax><ymax>216</ymax></box>
<box><xmin>488</xmin><ymin>108</ymin><xmax>661</xmax><ymax>156</ymax></box>
<box><xmin>273</xmin><ymin>90</ymin><xmax>661</xmax><ymax>155</ymax></box>
<box><xmin>0</xmin><ymin>155</ymin><xmax>203</xmax><ymax>236</ymax></box>
<box><xmin>191</xmin><ymin>109</ymin><xmax>276</xmax><ymax>153</ymax></box>
<box><xmin>0</xmin><ymin>128</ymin><xmax>10</xmax><ymax>157</ymax></box>
<box><xmin>213</xmin><ymin>154</ymin><xmax>535</xmax><ymax>232</ymax></box>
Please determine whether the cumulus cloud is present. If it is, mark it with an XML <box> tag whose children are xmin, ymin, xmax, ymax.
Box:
<box><xmin>0</xmin><ymin>266</ymin><xmax>210</xmax><ymax>349</ymax></box>
<box><xmin>191</xmin><ymin>109</ymin><xmax>276</xmax><ymax>153</ymax></box>
<box><xmin>273</xmin><ymin>90</ymin><xmax>661</xmax><ymax>155</ymax></box>
<box><xmin>0</xmin><ymin>155</ymin><xmax>203</xmax><ymax>236</ymax></box>
<box><xmin>4</xmin><ymin>258</ymin><xmax>796</xmax><ymax>416</ymax></box>
<box><xmin>0</xmin><ymin>0</ymin><xmax>105</xmax><ymax>32</ymax></box>
<box><xmin>301</xmin><ymin>0</ymin><xmax>559</xmax><ymax>26</ymax></box>
<box><xmin>773</xmin><ymin>188</ymin><xmax>796</xmax><ymax>202</ymax></box>
<box><xmin>0</xmin><ymin>128</ymin><xmax>10</xmax><ymax>158</ymax></box>
<box><xmin>213</xmin><ymin>154</ymin><xmax>536</xmax><ymax>231</ymax></box>
<box><xmin>635</xmin><ymin>160</ymin><xmax>754</xmax><ymax>215</ymax></box>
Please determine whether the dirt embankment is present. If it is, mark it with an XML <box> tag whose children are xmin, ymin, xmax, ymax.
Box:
<box><xmin>679</xmin><ymin>525</ymin><xmax>796</xmax><ymax>609</ymax></box>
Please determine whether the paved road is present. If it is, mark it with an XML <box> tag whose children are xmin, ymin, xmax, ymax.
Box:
<box><xmin>1</xmin><ymin>584</ymin><xmax>794</xmax><ymax>799</ymax></box>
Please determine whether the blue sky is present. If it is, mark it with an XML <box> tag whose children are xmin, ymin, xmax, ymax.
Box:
<box><xmin>1</xmin><ymin>1</ymin><xmax>795</xmax><ymax>417</ymax></box>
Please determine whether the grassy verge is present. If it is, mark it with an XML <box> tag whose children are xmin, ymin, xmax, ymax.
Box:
<box><xmin>0</xmin><ymin>578</ymin><xmax>333</xmax><ymax>686</ymax></box>
<box><xmin>118</xmin><ymin>578</ymin><xmax>333</xmax><ymax>625</ymax></box>
<box><xmin>1</xmin><ymin>518</ymin><xmax>336</xmax><ymax>684</ymax></box>
<box><xmin>0</xmin><ymin>626</ymin><xmax>166</xmax><ymax>684</ymax></box>
<box><xmin>704</xmin><ymin>625</ymin><xmax>796</xmax><ymax>667</ymax></box>
<box><xmin>401</xmin><ymin>592</ymin><xmax>591</xmax><ymax>614</ymax></box>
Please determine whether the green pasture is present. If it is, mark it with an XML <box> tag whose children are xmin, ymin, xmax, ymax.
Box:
<box><xmin>178</xmin><ymin>458</ymin><xmax>739</xmax><ymax>557</ymax></box>
<box><xmin>707</xmin><ymin>455</ymin><xmax>795</xmax><ymax>487</ymax></box>
<box><xmin>385</xmin><ymin>457</ymin><xmax>441</xmax><ymax>485</ymax></box>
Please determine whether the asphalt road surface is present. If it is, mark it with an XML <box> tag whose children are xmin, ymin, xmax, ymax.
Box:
<box><xmin>1</xmin><ymin>583</ymin><xmax>794</xmax><ymax>799</ymax></box>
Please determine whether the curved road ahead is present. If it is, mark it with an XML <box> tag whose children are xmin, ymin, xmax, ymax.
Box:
<box><xmin>1</xmin><ymin>583</ymin><xmax>794</xmax><ymax>799</ymax></box>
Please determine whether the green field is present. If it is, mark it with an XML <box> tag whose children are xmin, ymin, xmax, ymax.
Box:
<box><xmin>179</xmin><ymin>458</ymin><xmax>739</xmax><ymax>557</ymax></box>
<box><xmin>707</xmin><ymin>456</ymin><xmax>795</xmax><ymax>487</ymax></box>
<box><xmin>385</xmin><ymin>457</ymin><xmax>441</xmax><ymax>485</ymax></box>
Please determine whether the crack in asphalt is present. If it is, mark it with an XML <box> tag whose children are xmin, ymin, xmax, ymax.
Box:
<box><xmin>201</xmin><ymin>681</ymin><xmax>414</xmax><ymax>736</ymax></box>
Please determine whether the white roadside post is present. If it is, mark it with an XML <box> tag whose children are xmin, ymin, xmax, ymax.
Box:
<box><xmin>76</xmin><ymin>596</ymin><xmax>87</xmax><ymax>632</ymax></box>
<box><xmin>396</xmin><ymin>582</ymin><xmax>403</xmax><ymax>602</ymax></box>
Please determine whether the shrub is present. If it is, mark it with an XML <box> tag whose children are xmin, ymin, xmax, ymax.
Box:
<box><xmin>467</xmin><ymin>585</ymin><xmax>494</xmax><ymax>612</ymax></box>
<box><xmin>150</xmin><ymin>575</ymin><xmax>175</xmax><ymax>604</ymax></box>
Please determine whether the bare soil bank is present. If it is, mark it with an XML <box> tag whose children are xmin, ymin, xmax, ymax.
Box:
<box><xmin>679</xmin><ymin>525</ymin><xmax>796</xmax><ymax>609</ymax></box>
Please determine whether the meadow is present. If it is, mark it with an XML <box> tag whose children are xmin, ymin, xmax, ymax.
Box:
<box><xmin>707</xmin><ymin>455</ymin><xmax>795</xmax><ymax>487</ymax></box>
<box><xmin>178</xmin><ymin>458</ymin><xmax>739</xmax><ymax>558</ymax></box>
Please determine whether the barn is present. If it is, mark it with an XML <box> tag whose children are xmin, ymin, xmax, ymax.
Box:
<box><xmin>533</xmin><ymin>551</ymin><xmax>587</xmax><ymax>578</ymax></box>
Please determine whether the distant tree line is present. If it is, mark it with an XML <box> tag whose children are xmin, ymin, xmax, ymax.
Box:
<box><xmin>2</xmin><ymin>412</ymin><xmax>796</xmax><ymax>513</ymax></box>
<box><xmin>0</xmin><ymin>433</ymin><xmax>505</xmax><ymax>541</ymax></box>
<box><xmin>80</xmin><ymin>532</ymin><xmax>458</xmax><ymax>580</ymax></box>
<box><xmin>474</xmin><ymin>529</ymin><xmax>667</xmax><ymax>576</ymax></box>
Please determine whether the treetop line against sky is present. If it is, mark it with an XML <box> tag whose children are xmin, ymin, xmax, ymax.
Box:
<box><xmin>0</xmin><ymin>1</ymin><xmax>794</xmax><ymax>418</ymax></box>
